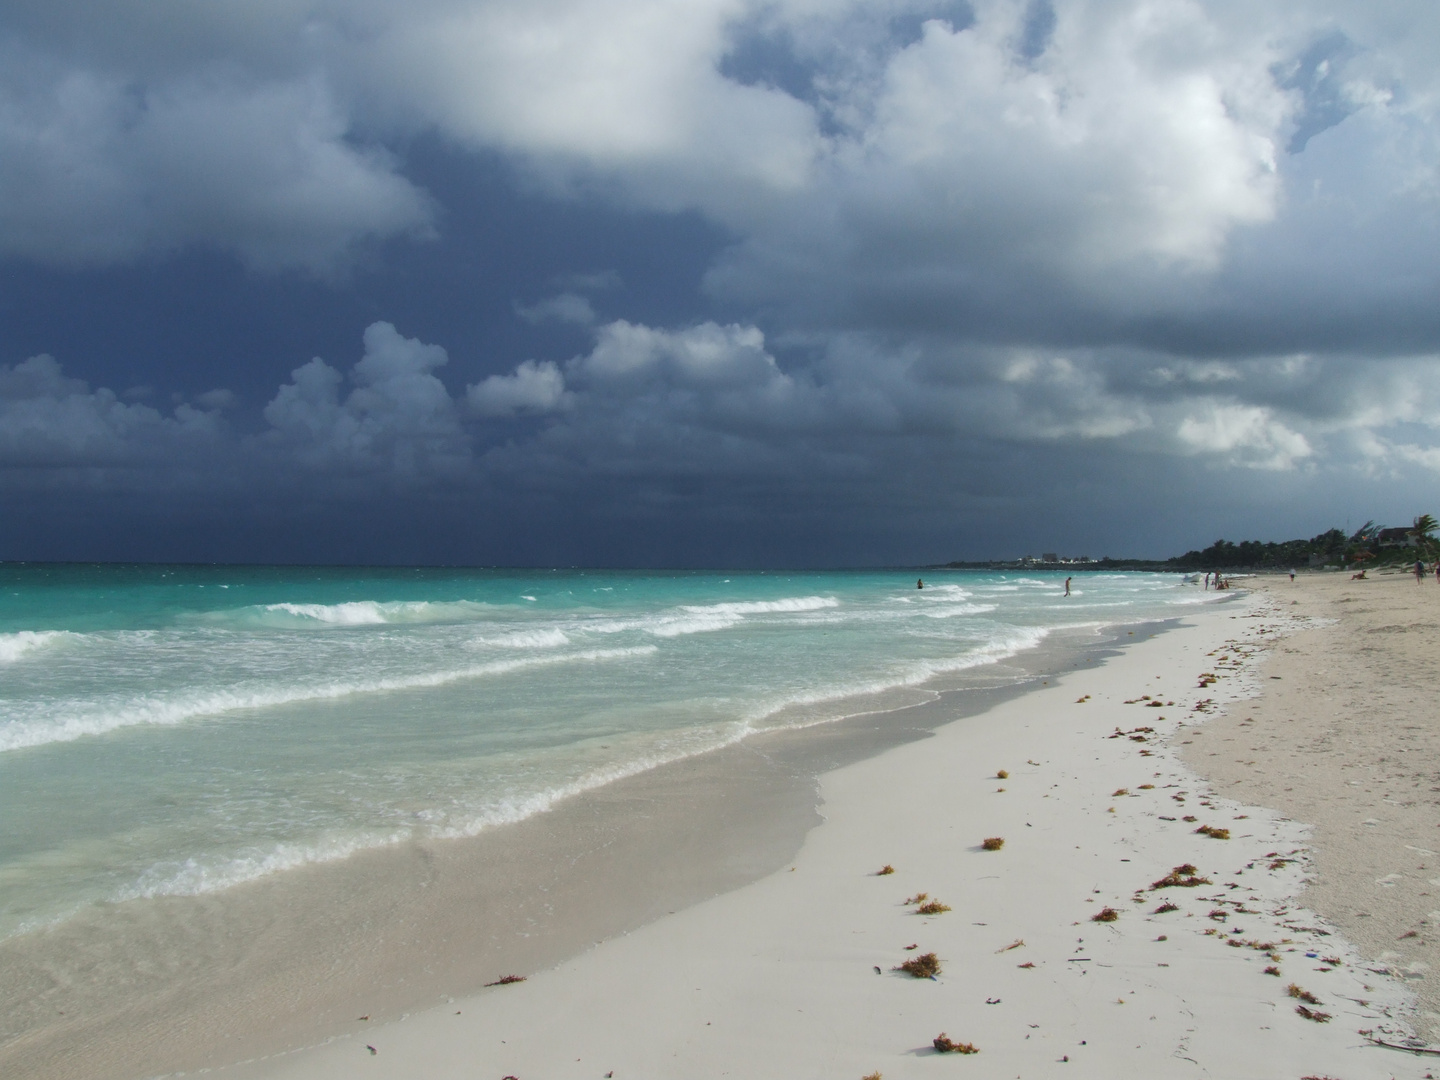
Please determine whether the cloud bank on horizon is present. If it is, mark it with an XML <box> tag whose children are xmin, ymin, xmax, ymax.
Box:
<box><xmin>2</xmin><ymin>0</ymin><xmax>1438</xmax><ymax>564</ymax></box>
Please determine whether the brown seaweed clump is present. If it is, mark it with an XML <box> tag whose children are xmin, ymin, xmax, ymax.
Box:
<box><xmin>876</xmin><ymin>864</ymin><xmax>896</xmax><ymax>875</ymax></box>
<box><xmin>1151</xmin><ymin>864</ymin><xmax>1210</xmax><ymax>890</ymax></box>
<box><xmin>981</xmin><ymin>837</ymin><xmax>1005</xmax><ymax>851</ymax></box>
<box><xmin>1287</xmin><ymin>984</ymin><xmax>1321</xmax><ymax>1005</ymax></box>
<box><xmin>484</xmin><ymin>974</ymin><xmax>526</xmax><ymax>986</ymax></box>
<box><xmin>1091</xmin><ymin>906</ymin><xmax>1120</xmax><ymax>922</ymax></box>
<box><xmin>916</xmin><ymin>900</ymin><xmax>952</xmax><ymax>915</ymax></box>
<box><xmin>996</xmin><ymin>769</ymin><xmax>1009</xmax><ymax>779</ymax></box>
<box><xmin>903</xmin><ymin>892</ymin><xmax>928</xmax><ymax>905</ymax></box>
<box><xmin>1295</xmin><ymin>1005</ymin><xmax>1331</xmax><ymax>1023</ymax></box>
<box><xmin>862</xmin><ymin>1072</ymin><xmax>883</xmax><ymax>1080</ymax></box>
<box><xmin>932</xmin><ymin>1034</ymin><xmax>979</xmax><ymax>1054</ymax></box>
<box><xmin>1195</xmin><ymin>825</ymin><xmax>1231</xmax><ymax>839</ymax></box>
<box><xmin>1153</xmin><ymin>901</ymin><xmax>1180</xmax><ymax>914</ymax></box>
<box><xmin>897</xmin><ymin>952</ymin><xmax>942</xmax><ymax>978</ymax></box>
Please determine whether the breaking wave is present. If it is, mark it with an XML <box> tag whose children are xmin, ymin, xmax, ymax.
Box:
<box><xmin>0</xmin><ymin>646</ymin><xmax>657</xmax><ymax>754</ymax></box>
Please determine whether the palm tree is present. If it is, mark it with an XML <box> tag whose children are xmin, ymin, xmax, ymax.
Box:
<box><xmin>1413</xmin><ymin>514</ymin><xmax>1438</xmax><ymax>558</ymax></box>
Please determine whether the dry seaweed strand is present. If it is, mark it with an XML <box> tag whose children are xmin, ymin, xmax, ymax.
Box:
<box><xmin>932</xmin><ymin>1034</ymin><xmax>979</xmax><ymax>1054</ymax></box>
<box><xmin>1091</xmin><ymin>906</ymin><xmax>1120</xmax><ymax>922</ymax></box>
<box><xmin>1295</xmin><ymin>1005</ymin><xmax>1331</xmax><ymax>1023</ymax></box>
<box><xmin>876</xmin><ymin>864</ymin><xmax>895</xmax><ymax>876</ymax></box>
<box><xmin>1151</xmin><ymin>864</ymin><xmax>1210</xmax><ymax>890</ymax></box>
<box><xmin>897</xmin><ymin>952</ymin><xmax>942</xmax><ymax>978</ymax></box>
<box><xmin>1287</xmin><ymin>984</ymin><xmax>1321</xmax><ymax>1005</ymax></box>
<box><xmin>902</xmin><ymin>892</ymin><xmax>928</xmax><ymax>905</ymax></box>
<box><xmin>484</xmin><ymin>975</ymin><xmax>526</xmax><ymax>987</ymax></box>
<box><xmin>916</xmin><ymin>900</ymin><xmax>952</xmax><ymax>915</ymax></box>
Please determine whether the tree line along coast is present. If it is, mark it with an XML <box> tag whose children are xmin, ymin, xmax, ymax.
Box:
<box><xmin>940</xmin><ymin>515</ymin><xmax>1440</xmax><ymax>573</ymax></box>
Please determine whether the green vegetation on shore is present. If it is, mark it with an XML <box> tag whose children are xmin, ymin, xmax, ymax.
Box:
<box><xmin>943</xmin><ymin>515</ymin><xmax>1438</xmax><ymax>572</ymax></box>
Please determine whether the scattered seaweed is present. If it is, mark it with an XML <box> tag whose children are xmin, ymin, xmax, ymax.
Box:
<box><xmin>1195</xmin><ymin>825</ymin><xmax>1231</xmax><ymax>840</ymax></box>
<box><xmin>1154</xmin><ymin>901</ymin><xmax>1180</xmax><ymax>914</ymax></box>
<box><xmin>876</xmin><ymin>864</ymin><xmax>895</xmax><ymax>875</ymax></box>
<box><xmin>897</xmin><ymin>952</ymin><xmax>942</xmax><ymax>978</ymax></box>
<box><xmin>863</xmin><ymin>1072</ymin><xmax>883</xmax><ymax>1080</ymax></box>
<box><xmin>982</xmin><ymin>837</ymin><xmax>1005</xmax><ymax>851</ymax></box>
<box><xmin>903</xmin><ymin>892</ymin><xmax>929</xmax><ymax>905</ymax></box>
<box><xmin>1287</xmin><ymin>984</ymin><xmax>1321</xmax><ymax>1005</ymax></box>
<box><xmin>1138</xmin><ymin>784</ymin><xmax>1155</xmax><ymax>789</ymax></box>
<box><xmin>916</xmin><ymin>900</ymin><xmax>952</xmax><ymax>915</ymax></box>
<box><xmin>484</xmin><ymin>975</ymin><xmax>526</xmax><ymax>987</ymax></box>
<box><xmin>996</xmin><ymin>769</ymin><xmax>1009</xmax><ymax>779</ymax></box>
<box><xmin>1017</xmin><ymin>961</ymin><xmax>1036</xmax><ymax>968</ymax></box>
<box><xmin>996</xmin><ymin>938</ymin><xmax>1025</xmax><ymax>952</ymax></box>
<box><xmin>1151</xmin><ymin>864</ymin><xmax>1210</xmax><ymax>890</ymax></box>
<box><xmin>932</xmin><ymin>1034</ymin><xmax>979</xmax><ymax>1054</ymax></box>
<box><xmin>1112</xmin><ymin>788</ymin><xmax>1129</xmax><ymax>797</ymax></box>
<box><xmin>1264</xmin><ymin>966</ymin><xmax>1281</xmax><ymax>976</ymax></box>
<box><xmin>1208</xmin><ymin>909</ymin><xmax>1228</xmax><ymax>921</ymax></box>
<box><xmin>1295</xmin><ymin>1005</ymin><xmax>1331</xmax><ymax>1023</ymax></box>
<box><xmin>1091</xmin><ymin>906</ymin><xmax>1120</xmax><ymax>922</ymax></box>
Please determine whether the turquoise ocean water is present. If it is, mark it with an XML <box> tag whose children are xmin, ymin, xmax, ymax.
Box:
<box><xmin>0</xmin><ymin>564</ymin><xmax>1206</xmax><ymax>944</ymax></box>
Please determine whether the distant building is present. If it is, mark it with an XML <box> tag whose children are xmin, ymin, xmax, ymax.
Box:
<box><xmin>1376</xmin><ymin>527</ymin><xmax>1417</xmax><ymax>548</ymax></box>
<box><xmin>1042</xmin><ymin>553</ymin><xmax>1058</xmax><ymax>563</ymax></box>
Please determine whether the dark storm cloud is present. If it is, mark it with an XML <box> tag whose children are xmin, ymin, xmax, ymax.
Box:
<box><xmin>2</xmin><ymin>0</ymin><xmax>1440</xmax><ymax>564</ymax></box>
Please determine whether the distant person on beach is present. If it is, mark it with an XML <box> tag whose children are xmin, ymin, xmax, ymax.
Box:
<box><xmin>1435</xmin><ymin>562</ymin><xmax>1439</xmax><ymax>584</ymax></box>
<box><xmin>1064</xmin><ymin>577</ymin><xmax>1071</xmax><ymax>597</ymax></box>
<box><xmin>1289</xmin><ymin>568</ymin><xmax>1295</xmax><ymax>582</ymax></box>
<box><xmin>1204</xmin><ymin>572</ymin><xmax>1210</xmax><ymax>590</ymax></box>
<box><xmin>1416</xmin><ymin>560</ymin><xmax>1426</xmax><ymax>583</ymax></box>
<box><xmin>916</xmin><ymin>578</ymin><xmax>924</xmax><ymax>589</ymax></box>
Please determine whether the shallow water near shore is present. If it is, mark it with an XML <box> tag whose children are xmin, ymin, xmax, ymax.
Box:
<box><xmin>0</xmin><ymin>565</ymin><xmax>1204</xmax><ymax>947</ymax></box>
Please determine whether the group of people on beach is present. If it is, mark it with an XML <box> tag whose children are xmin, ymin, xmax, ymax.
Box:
<box><xmin>1202</xmin><ymin>572</ymin><xmax>1230</xmax><ymax>590</ymax></box>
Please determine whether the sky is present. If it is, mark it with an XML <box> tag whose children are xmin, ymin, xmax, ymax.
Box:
<box><xmin>2</xmin><ymin>0</ymin><xmax>1438</xmax><ymax>567</ymax></box>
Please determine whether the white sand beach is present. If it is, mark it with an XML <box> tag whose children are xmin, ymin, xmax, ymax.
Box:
<box><xmin>217</xmin><ymin>583</ymin><xmax>1440</xmax><ymax>1080</ymax></box>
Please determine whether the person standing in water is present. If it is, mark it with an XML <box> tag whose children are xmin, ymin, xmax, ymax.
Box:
<box><xmin>916</xmin><ymin>578</ymin><xmax>924</xmax><ymax>589</ymax></box>
<box><xmin>1064</xmin><ymin>576</ymin><xmax>1072</xmax><ymax>597</ymax></box>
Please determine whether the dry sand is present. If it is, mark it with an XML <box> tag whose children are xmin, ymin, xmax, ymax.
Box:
<box><xmin>1182</xmin><ymin>570</ymin><xmax>1440</xmax><ymax>1040</ymax></box>
<box><xmin>219</xmin><ymin>590</ymin><xmax>1439</xmax><ymax>1080</ymax></box>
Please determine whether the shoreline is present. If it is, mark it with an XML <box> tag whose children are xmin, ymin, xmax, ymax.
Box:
<box><xmin>218</xmin><ymin>588</ymin><xmax>1435</xmax><ymax>1080</ymax></box>
<box><xmin>0</xmin><ymin>613</ymin><xmax>1167</xmax><ymax>1080</ymax></box>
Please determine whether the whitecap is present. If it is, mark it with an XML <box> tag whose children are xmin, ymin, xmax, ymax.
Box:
<box><xmin>0</xmin><ymin>631</ymin><xmax>77</xmax><ymax>664</ymax></box>
<box><xmin>209</xmin><ymin>599</ymin><xmax>496</xmax><ymax>629</ymax></box>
